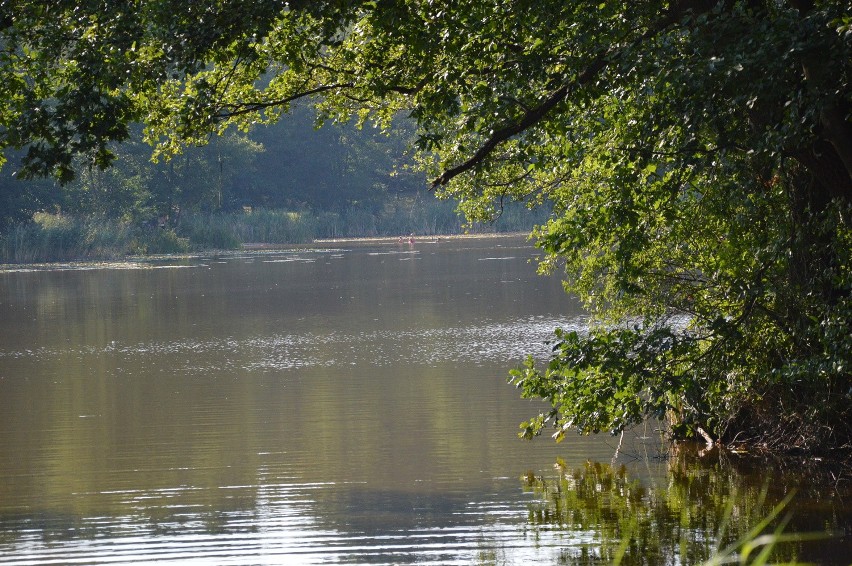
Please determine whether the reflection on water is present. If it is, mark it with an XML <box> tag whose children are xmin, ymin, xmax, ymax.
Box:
<box><xmin>0</xmin><ymin>315</ymin><xmax>583</xmax><ymax>371</ymax></box>
<box><xmin>524</xmin><ymin>445</ymin><xmax>852</xmax><ymax>565</ymax></box>
<box><xmin>0</xmin><ymin>236</ymin><xmax>849</xmax><ymax>564</ymax></box>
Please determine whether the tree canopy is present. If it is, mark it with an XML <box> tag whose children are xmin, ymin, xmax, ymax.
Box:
<box><xmin>1</xmin><ymin>0</ymin><xmax>850</xmax><ymax>454</ymax></box>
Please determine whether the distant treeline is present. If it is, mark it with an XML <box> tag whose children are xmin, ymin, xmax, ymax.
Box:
<box><xmin>0</xmin><ymin>105</ymin><xmax>551</xmax><ymax>263</ymax></box>
<box><xmin>0</xmin><ymin>199</ymin><xmax>549</xmax><ymax>263</ymax></box>
<box><xmin>1</xmin><ymin>107</ymin><xmax>428</xmax><ymax>232</ymax></box>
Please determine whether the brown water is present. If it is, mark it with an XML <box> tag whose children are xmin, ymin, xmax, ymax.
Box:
<box><xmin>0</xmin><ymin>236</ymin><xmax>849</xmax><ymax>565</ymax></box>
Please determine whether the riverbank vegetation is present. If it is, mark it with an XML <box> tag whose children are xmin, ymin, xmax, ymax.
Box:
<box><xmin>0</xmin><ymin>201</ymin><xmax>545</xmax><ymax>263</ymax></box>
<box><xmin>1</xmin><ymin>1</ymin><xmax>849</xmax><ymax>460</ymax></box>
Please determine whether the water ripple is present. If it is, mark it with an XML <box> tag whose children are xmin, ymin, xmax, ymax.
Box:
<box><xmin>0</xmin><ymin>316</ymin><xmax>584</xmax><ymax>374</ymax></box>
<box><xmin>0</xmin><ymin>500</ymin><xmax>584</xmax><ymax>565</ymax></box>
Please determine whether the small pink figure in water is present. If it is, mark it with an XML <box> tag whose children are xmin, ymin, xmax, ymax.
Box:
<box><xmin>408</xmin><ymin>233</ymin><xmax>415</xmax><ymax>244</ymax></box>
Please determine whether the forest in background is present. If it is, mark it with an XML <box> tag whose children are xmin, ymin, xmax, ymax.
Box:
<box><xmin>0</xmin><ymin>105</ymin><xmax>547</xmax><ymax>262</ymax></box>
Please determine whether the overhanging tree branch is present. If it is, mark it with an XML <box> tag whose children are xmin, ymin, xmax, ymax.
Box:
<box><xmin>430</xmin><ymin>4</ymin><xmax>710</xmax><ymax>188</ymax></box>
<box><xmin>214</xmin><ymin>82</ymin><xmax>355</xmax><ymax>118</ymax></box>
<box><xmin>430</xmin><ymin>59</ymin><xmax>605</xmax><ymax>188</ymax></box>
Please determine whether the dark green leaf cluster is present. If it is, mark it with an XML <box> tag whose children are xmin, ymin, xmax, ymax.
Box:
<box><xmin>0</xmin><ymin>0</ymin><xmax>354</xmax><ymax>179</ymax></box>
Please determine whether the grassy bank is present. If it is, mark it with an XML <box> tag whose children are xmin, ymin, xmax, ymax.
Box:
<box><xmin>0</xmin><ymin>201</ymin><xmax>550</xmax><ymax>263</ymax></box>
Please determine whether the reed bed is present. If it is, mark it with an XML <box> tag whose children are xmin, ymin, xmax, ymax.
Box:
<box><xmin>0</xmin><ymin>201</ymin><xmax>550</xmax><ymax>263</ymax></box>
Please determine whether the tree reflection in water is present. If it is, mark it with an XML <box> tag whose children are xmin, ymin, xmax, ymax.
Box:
<box><xmin>522</xmin><ymin>444</ymin><xmax>850</xmax><ymax>565</ymax></box>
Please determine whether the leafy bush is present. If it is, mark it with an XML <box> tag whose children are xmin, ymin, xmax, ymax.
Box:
<box><xmin>513</xmin><ymin>200</ymin><xmax>852</xmax><ymax>456</ymax></box>
<box><xmin>132</xmin><ymin>228</ymin><xmax>191</xmax><ymax>255</ymax></box>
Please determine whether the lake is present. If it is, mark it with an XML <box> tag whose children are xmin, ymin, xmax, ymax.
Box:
<box><xmin>0</xmin><ymin>235</ymin><xmax>849</xmax><ymax>565</ymax></box>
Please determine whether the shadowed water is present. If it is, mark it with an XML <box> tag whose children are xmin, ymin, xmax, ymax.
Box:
<box><xmin>0</xmin><ymin>236</ymin><xmax>849</xmax><ymax>564</ymax></box>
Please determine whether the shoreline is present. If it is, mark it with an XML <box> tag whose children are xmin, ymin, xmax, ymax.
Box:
<box><xmin>0</xmin><ymin>232</ymin><xmax>533</xmax><ymax>271</ymax></box>
<box><xmin>244</xmin><ymin>231</ymin><xmax>530</xmax><ymax>249</ymax></box>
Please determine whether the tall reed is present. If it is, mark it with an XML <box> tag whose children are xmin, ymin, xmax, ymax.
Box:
<box><xmin>0</xmin><ymin>214</ymin><xmax>192</xmax><ymax>263</ymax></box>
<box><xmin>0</xmin><ymin>201</ymin><xmax>552</xmax><ymax>263</ymax></box>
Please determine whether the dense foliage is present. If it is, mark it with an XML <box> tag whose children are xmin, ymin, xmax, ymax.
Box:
<box><xmin>1</xmin><ymin>1</ymin><xmax>850</xmax><ymax>454</ymax></box>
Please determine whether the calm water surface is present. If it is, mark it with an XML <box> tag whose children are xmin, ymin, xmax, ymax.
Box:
<box><xmin>0</xmin><ymin>236</ymin><xmax>849</xmax><ymax>565</ymax></box>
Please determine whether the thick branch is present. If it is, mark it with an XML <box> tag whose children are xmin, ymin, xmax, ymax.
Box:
<box><xmin>818</xmin><ymin>102</ymin><xmax>852</xmax><ymax>190</ymax></box>
<box><xmin>430</xmin><ymin>58</ymin><xmax>606</xmax><ymax>188</ymax></box>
